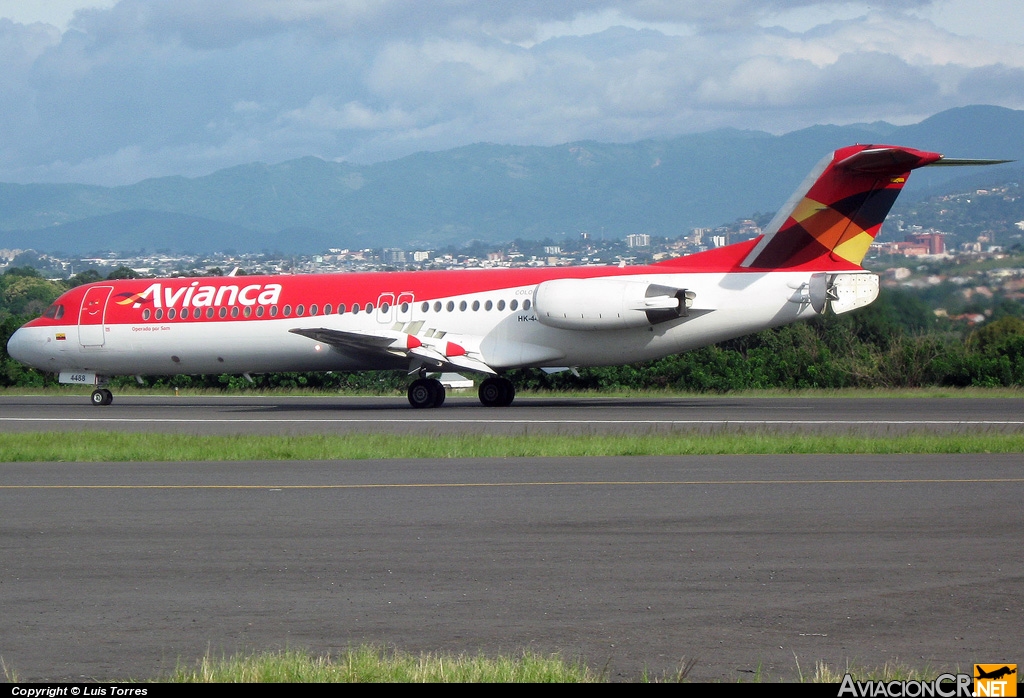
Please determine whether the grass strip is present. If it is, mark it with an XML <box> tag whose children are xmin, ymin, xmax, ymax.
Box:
<box><xmin>0</xmin><ymin>645</ymin><xmax>959</xmax><ymax>683</ymax></box>
<box><xmin>2</xmin><ymin>431</ymin><xmax>1024</xmax><ymax>462</ymax></box>
<box><xmin>166</xmin><ymin>647</ymin><xmax>599</xmax><ymax>683</ymax></box>
<box><xmin>159</xmin><ymin>647</ymin><xmax>942</xmax><ymax>683</ymax></box>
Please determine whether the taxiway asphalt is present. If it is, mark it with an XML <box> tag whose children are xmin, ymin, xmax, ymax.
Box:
<box><xmin>2</xmin><ymin>394</ymin><xmax>1024</xmax><ymax>435</ymax></box>
<box><xmin>1</xmin><ymin>453</ymin><xmax>1022</xmax><ymax>682</ymax></box>
<box><xmin>1</xmin><ymin>395</ymin><xmax>1021</xmax><ymax>682</ymax></box>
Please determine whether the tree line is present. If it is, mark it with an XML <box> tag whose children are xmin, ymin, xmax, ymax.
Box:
<box><xmin>3</xmin><ymin>266</ymin><xmax>1024</xmax><ymax>392</ymax></box>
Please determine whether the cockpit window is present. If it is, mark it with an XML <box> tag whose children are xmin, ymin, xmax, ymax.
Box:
<box><xmin>42</xmin><ymin>304</ymin><xmax>65</xmax><ymax>320</ymax></box>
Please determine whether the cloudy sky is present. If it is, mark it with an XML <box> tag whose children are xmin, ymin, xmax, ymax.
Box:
<box><xmin>1</xmin><ymin>0</ymin><xmax>1022</xmax><ymax>185</ymax></box>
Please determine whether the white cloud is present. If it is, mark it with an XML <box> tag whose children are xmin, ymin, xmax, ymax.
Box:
<box><xmin>0</xmin><ymin>0</ymin><xmax>117</xmax><ymax>30</ymax></box>
<box><xmin>910</xmin><ymin>0</ymin><xmax>1024</xmax><ymax>46</ymax></box>
<box><xmin>0</xmin><ymin>1</ymin><xmax>1022</xmax><ymax>184</ymax></box>
<box><xmin>282</xmin><ymin>97</ymin><xmax>419</xmax><ymax>131</ymax></box>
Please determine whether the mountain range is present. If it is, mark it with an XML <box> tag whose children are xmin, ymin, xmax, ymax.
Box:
<box><xmin>2</xmin><ymin>105</ymin><xmax>1023</xmax><ymax>255</ymax></box>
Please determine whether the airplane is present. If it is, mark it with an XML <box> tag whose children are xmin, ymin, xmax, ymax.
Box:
<box><xmin>975</xmin><ymin>666</ymin><xmax>1016</xmax><ymax>681</ymax></box>
<box><xmin>6</xmin><ymin>144</ymin><xmax>1008</xmax><ymax>408</ymax></box>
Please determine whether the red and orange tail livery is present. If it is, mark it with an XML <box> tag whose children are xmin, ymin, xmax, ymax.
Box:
<box><xmin>741</xmin><ymin>145</ymin><xmax>1003</xmax><ymax>270</ymax></box>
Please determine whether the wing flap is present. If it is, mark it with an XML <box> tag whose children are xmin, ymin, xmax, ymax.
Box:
<box><xmin>289</xmin><ymin>327</ymin><xmax>402</xmax><ymax>350</ymax></box>
<box><xmin>290</xmin><ymin>326</ymin><xmax>497</xmax><ymax>375</ymax></box>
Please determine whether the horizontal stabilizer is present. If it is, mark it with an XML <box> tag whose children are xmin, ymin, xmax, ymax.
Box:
<box><xmin>926</xmin><ymin>157</ymin><xmax>1014</xmax><ymax>167</ymax></box>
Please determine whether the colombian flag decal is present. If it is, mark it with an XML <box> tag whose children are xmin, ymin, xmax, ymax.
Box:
<box><xmin>56</xmin><ymin>333</ymin><xmax>66</xmax><ymax>340</ymax></box>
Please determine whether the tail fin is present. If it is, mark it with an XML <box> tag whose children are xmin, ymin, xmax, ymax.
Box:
<box><xmin>741</xmin><ymin>145</ymin><xmax>1007</xmax><ymax>270</ymax></box>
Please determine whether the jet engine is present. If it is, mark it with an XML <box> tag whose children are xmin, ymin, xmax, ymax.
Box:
<box><xmin>533</xmin><ymin>278</ymin><xmax>694</xmax><ymax>331</ymax></box>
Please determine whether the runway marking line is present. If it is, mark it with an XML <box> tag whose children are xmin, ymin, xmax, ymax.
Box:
<box><xmin>3</xmin><ymin>478</ymin><xmax>1023</xmax><ymax>490</ymax></box>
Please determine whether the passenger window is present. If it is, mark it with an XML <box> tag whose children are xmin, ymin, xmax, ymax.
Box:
<box><xmin>472</xmin><ymin>300</ymin><xmax>480</xmax><ymax>311</ymax></box>
<box><xmin>338</xmin><ymin>304</ymin><xmax>346</xmax><ymax>314</ymax></box>
<box><xmin>434</xmin><ymin>301</ymin><xmax>442</xmax><ymax>312</ymax></box>
<box><xmin>366</xmin><ymin>303</ymin><xmax>374</xmax><ymax>313</ymax></box>
<box><xmin>231</xmin><ymin>307</ymin><xmax>239</xmax><ymax>318</ymax></box>
<box><xmin>219</xmin><ymin>307</ymin><xmax>227</xmax><ymax>318</ymax></box>
<box><xmin>523</xmin><ymin>299</ymin><xmax>531</xmax><ymax>310</ymax></box>
<box><xmin>142</xmin><ymin>309</ymin><xmax>151</xmax><ymax>321</ymax></box>
<box><xmin>485</xmin><ymin>300</ymin><xmax>493</xmax><ymax>311</ymax></box>
<box><xmin>310</xmin><ymin>304</ymin><xmax>318</xmax><ymax>316</ymax></box>
<box><xmin>497</xmin><ymin>300</ymin><xmax>506</xmax><ymax>311</ymax></box>
<box><xmin>243</xmin><ymin>306</ymin><xmax>251</xmax><ymax>318</ymax></box>
<box><xmin>446</xmin><ymin>301</ymin><xmax>454</xmax><ymax>312</ymax></box>
<box><xmin>510</xmin><ymin>300</ymin><xmax>519</xmax><ymax>311</ymax></box>
<box><xmin>283</xmin><ymin>305</ymin><xmax>292</xmax><ymax>317</ymax></box>
<box><xmin>168</xmin><ymin>308</ymin><xmax>177</xmax><ymax>320</ymax></box>
<box><xmin>324</xmin><ymin>304</ymin><xmax>332</xmax><ymax>315</ymax></box>
<box><xmin>352</xmin><ymin>304</ymin><xmax>360</xmax><ymax>314</ymax></box>
<box><xmin>206</xmin><ymin>307</ymin><xmax>215</xmax><ymax>319</ymax></box>
<box><xmin>270</xmin><ymin>306</ymin><xmax>278</xmax><ymax>317</ymax></box>
<box><xmin>296</xmin><ymin>304</ymin><xmax>304</xmax><ymax>316</ymax></box>
<box><xmin>256</xmin><ymin>306</ymin><xmax>264</xmax><ymax>317</ymax></box>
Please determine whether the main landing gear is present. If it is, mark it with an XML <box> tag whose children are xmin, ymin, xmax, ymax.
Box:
<box><xmin>90</xmin><ymin>388</ymin><xmax>113</xmax><ymax>406</ymax></box>
<box><xmin>406</xmin><ymin>375</ymin><xmax>516</xmax><ymax>408</ymax></box>
<box><xmin>478</xmin><ymin>376</ymin><xmax>515</xmax><ymax>407</ymax></box>
<box><xmin>407</xmin><ymin>377</ymin><xmax>446</xmax><ymax>409</ymax></box>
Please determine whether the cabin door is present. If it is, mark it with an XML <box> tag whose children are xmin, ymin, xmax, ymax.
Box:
<box><xmin>78</xmin><ymin>285</ymin><xmax>113</xmax><ymax>347</ymax></box>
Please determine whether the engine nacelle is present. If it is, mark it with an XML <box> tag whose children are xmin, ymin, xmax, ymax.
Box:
<box><xmin>533</xmin><ymin>278</ymin><xmax>694</xmax><ymax>331</ymax></box>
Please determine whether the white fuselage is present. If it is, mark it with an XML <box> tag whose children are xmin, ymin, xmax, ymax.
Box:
<box><xmin>8</xmin><ymin>270</ymin><xmax>823</xmax><ymax>377</ymax></box>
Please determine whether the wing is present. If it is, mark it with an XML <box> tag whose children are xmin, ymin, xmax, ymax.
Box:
<box><xmin>289</xmin><ymin>327</ymin><xmax>497</xmax><ymax>375</ymax></box>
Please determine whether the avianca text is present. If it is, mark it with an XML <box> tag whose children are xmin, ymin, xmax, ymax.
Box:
<box><xmin>121</xmin><ymin>282</ymin><xmax>283</xmax><ymax>309</ymax></box>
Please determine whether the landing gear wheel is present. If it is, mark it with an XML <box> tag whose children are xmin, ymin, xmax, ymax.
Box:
<box><xmin>430</xmin><ymin>379</ymin><xmax>446</xmax><ymax>407</ymax></box>
<box><xmin>91</xmin><ymin>389</ymin><xmax>113</xmax><ymax>406</ymax></box>
<box><xmin>478</xmin><ymin>377</ymin><xmax>515</xmax><ymax>407</ymax></box>
<box><xmin>408</xmin><ymin>378</ymin><xmax>445</xmax><ymax>408</ymax></box>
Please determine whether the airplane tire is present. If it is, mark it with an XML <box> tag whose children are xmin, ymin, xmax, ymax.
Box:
<box><xmin>500</xmin><ymin>379</ymin><xmax>515</xmax><ymax>407</ymax></box>
<box><xmin>91</xmin><ymin>389</ymin><xmax>113</xmax><ymax>406</ymax></box>
<box><xmin>431</xmin><ymin>379</ymin><xmax>446</xmax><ymax>407</ymax></box>
<box><xmin>408</xmin><ymin>378</ymin><xmax>444</xmax><ymax>409</ymax></box>
<box><xmin>479</xmin><ymin>377</ymin><xmax>514</xmax><ymax>407</ymax></box>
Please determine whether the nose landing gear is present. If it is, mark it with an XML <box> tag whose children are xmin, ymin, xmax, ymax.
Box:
<box><xmin>90</xmin><ymin>388</ymin><xmax>113</xmax><ymax>406</ymax></box>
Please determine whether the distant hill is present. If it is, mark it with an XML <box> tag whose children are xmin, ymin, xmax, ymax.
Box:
<box><xmin>2</xmin><ymin>105</ymin><xmax>1022</xmax><ymax>255</ymax></box>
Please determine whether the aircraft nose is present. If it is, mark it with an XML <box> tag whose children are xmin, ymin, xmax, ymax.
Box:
<box><xmin>6</xmin><ymin>327</ymin><xmax>44</xmax><ymax>368</ymax></box>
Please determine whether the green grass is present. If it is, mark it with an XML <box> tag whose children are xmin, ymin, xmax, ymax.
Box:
<box><xmin>2</xmin><ymin>431</ymin><xmax>1024</xmax><ymax>462</ymax></box>
<box><xmin>165</xmin><ymin>647</ymin><xmax>599</xmax><ymax>683</ymax></box>
<box><xmin>0</xmin><ymin>646</ymin><xmax>960</xmax><ymax>683</ymax></box>
<box><xmin>804</xmin><ymin>659</ymin><xmax>939</xmax><ymax>683</ymax></box>
<box><xmin>161</xmin><ymin>648</ymin><xmax>946</xmax><ymax>683</ymax></box>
